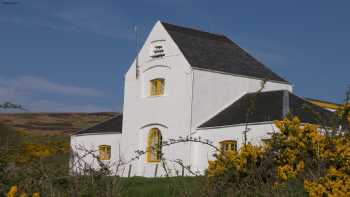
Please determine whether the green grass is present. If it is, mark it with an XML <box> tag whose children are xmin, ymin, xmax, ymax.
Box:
<box><xmin>121</xmin><ymin>176</ymin><xmax>203</xmax><ymax>197</ymax></box>
<box><xmin>1</xmin><ymin>124</ymin><xmax>203</xmax><ymax>196</ymax></box>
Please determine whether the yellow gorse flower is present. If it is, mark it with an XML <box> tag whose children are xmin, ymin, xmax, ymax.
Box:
<box><xmin>6</xmin><ymin>185</ymin><xmax>40</xmax><ymax>197</ymax></box>
<box><xmin>208</xmin><ymin>143</ymin><xmax>264</xmax><ymax>177</ymax></box>
<box><xmin>304</xmin><ymin>167</ymin><xmax>350</xmax><ymax>197</ymax></box>
<box><xmin>19</xmin><ymin>193</ymin><xmax>28</xmax><ymax>197</ymax></box>
<box><xmin>32</xmin><ymin>192</ymin><xmax>40</xmax><ymax>197</ymax></box>
<box><xmin>7</xmin><ymin>186</ymin><xmax>17</xmax><ymax>197</ymax></box>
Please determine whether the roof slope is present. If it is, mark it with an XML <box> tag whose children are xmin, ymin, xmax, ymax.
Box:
<box><xmin>74</xmin><ymin>114</ymin><xmax>123</xmax><ymax>135</ymax></box>
<box><xmin>199</xmin><ymin>91</ymin><xmax>334</xmax><ymax>128</ymax></box>
<box><xmin>161</xmin><ymin>22</ymin><xmax>288</xmax><ymax>83</ymax></box>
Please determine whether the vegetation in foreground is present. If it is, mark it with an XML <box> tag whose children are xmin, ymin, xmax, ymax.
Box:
<box><xmin>0</xmin><ymin>123</ymin><xmax>204</xmax><ymax>197</ymax></box>
<box><xmin>0</xmin><ymin>91</ymin><xmax>349</xmax><ymax>196</ymax></box>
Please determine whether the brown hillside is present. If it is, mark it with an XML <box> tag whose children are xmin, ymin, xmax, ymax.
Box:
<box><xmin>0</xmin><ymin>112</ymin><xmax>119</xmax><ymax>135</ymax></box>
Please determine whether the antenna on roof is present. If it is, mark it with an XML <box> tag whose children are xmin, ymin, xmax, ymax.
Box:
<box><xmin>134</xmin><ymin>25</ymin><xmax>140</xmax><ymax>79</ymax></box>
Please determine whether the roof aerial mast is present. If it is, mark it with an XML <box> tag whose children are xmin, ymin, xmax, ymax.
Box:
<box><xmin>134</xmin><ymin>25</ymin><xmax>139</xmax><ymax>79</ymax></box>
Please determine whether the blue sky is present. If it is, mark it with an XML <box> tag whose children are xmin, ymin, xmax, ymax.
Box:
<box><xmin>0</xmin><ymin>0</ymin><xmax>349</xmax><ymax>112</ymax></box>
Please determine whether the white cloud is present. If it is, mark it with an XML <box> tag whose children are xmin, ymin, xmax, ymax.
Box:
<box><xmin>0</xmin><ymin>75</ymin><xmax>110</xmax><ymax>112</ymax></box>
<box><xmin>0</xmin><ymin>14</ymin><xmax>78</xmax><ymax>32</ymax></box>
<box><xmin>0</xmin><ymin>76</ymin><xmax>102</xmax><ymax>97</ymax></box>
<box><xmin>27</xmin><ymin>100</ymin><xmax>112</xmax><ymax>113</ymax></box>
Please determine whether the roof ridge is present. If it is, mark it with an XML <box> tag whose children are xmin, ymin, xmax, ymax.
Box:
<box><xmin>246</xmin><ymin>90</ymin><xmax>287</xmax><ymax>95</ymax></box>
<box><xmin>160</xmin><ymin>21</ymin><xmax>231</xmax><ymax>42</ymax></box>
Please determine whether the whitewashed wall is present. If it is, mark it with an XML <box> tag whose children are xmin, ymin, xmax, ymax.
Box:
<box><xmin>121</xmin><ymin>21</ymin><xmax>194</xmax><ymax>177</ymax></box>
<box><xmin>191</xmin><ymin>123</ymin><xmax>278</xmax><ymax>174</ymax></box>
<box><xmin>71</xmin><ymin>133</ymin><xmax>122</xmax><ymax>175</ymax></box>
<box><xmin>191</xmin><ymin>69</ymin><xmax>292</xmax><ymax>129</ymax></box>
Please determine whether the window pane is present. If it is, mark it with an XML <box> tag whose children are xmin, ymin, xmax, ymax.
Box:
<box><xmin>159</xmin><ymin>79</ymin><xmax>164</xmax><ymax>95</ymax></box>
<box><xmin>262</xmin><ymin>138</ymin><xmax>271</xmax><ymax>145</ymax></box>
<box><xmin>156</xmin><ymin>80</ymin><xmax>161</xmax><ymax>95</ymax></box>
<box><xmin>149</xmin><ymin>79</ymin><xmax>164</xmax><ymax>96</ymax></box>
<box><xmin>220</xmin><ymin>140</ymin><xmax>237</xmax><ymax>153</ymax></box>
<box><xmin>99</xmin><ymin>145</ymin><xmax>111</xmax><ymax>160</ymax></box>
<box><xmin>230</xmin><ymin>141</ymin><xmax>237</xmax><ymax>151</ymax></box>
<box><xmin>150</xmin><ymin>80</ymin><xmax>157</xmax><ymax>96</ymax></box>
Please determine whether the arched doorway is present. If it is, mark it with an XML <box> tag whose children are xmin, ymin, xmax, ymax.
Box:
<box><xmin>146</xmin><ymin>128</ymin><xmax>162</xmax><ymax>162</ymax></box>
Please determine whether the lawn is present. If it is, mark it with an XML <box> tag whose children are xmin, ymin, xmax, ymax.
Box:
<box><xmin>120</xmin><ymin>176</ymin><xmax>203</xmax><ymax>197</ymax></box>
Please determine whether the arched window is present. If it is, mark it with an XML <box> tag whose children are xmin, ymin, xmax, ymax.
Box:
<box><xmin>98</xmin><ymin>145</ymin><xmax>111</xmax><ymax>160</ymax></box>
<box><xmin>149</xmin><ymin>78</ymin><xmax>165</xmax><ymax>96</ymax></box>
<box><xmin>219</xmin><ymin>140</ymin><xmax>237</xmax><ymax>153</ymax></box>
<box><xmin>147</xmin><ymin>128</ymin><xmax>162</xmax><ymax>162</ymax></box>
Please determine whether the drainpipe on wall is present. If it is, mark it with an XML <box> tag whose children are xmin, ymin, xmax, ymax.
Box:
<box><xmin>282</xmin><ymin>90</ymin><xmax>290</xmax><ymax>117</ymax></box>
<box><xmin>187</xmin><ymin>68</ymin><xmax>195</xmax><ymax>173</ymax></box>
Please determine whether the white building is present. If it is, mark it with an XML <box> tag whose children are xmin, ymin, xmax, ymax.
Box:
<box><xmin>70</xmin><ymin>21</ymin><xmax>333</xmax><ymax>177</ymax></box>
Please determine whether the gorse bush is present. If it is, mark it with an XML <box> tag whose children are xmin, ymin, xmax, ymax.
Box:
<box><xmin>0</xmin><ymin>127</ymin><xmax>70</xmax><ymax>196</ymax></box>
<box><xmin>207</xmin><ymin>99</ymin><xmax>350</xmax><ymax>196</ymax></box>
<box><xmin>274</xmin><ymin>116</ymin><xmax>350</xmax><ymax>196</ymax></box>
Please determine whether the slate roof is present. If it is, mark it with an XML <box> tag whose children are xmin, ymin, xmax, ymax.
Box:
<box><xmin>74</xmin><ymin>114</ymin><xmax>123</xmax><ymax>135</ymax></box>
<box><xmin>161</xmin><ymin>22</ymin><xmax>289</xmax><ymax>83</ymax></box>
<box><xmin>198</xmin><ymin>91</ymin><xmax>334</xmax><ymax>128</ymax></box>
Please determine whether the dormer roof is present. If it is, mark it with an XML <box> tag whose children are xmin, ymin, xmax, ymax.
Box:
<box><xmin>161</xmin><ymin>22</ymin><xmax>289</xmax><ymax>83</ymax></box>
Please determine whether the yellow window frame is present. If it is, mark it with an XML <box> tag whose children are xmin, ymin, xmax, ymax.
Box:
<box><xmin>149</xmin><ymin>78</ymin><xmax>164</xmax><ymax>96</ymax></box>
<box><xmin>98</xmin><ymin>145</ymin><xmax>111</xmax><ymax>160</ymax></box>
<box><xmin>146</xmin><ymin>128</ymin><xmax>162</xmax><ymax>162</ymax></box>
<box><xmin>262</xmin><ymin>138</ymin><xmax>272</xmax><ymax>145</ymax></box>
<box><xmin>219</xmin><ymin>140</ymin><xmax>237</xmax><ymax>153</ymax></box>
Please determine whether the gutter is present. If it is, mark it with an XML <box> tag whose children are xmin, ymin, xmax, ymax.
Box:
<box><xmin>187</xmin><ymin>68</ymin><xmax>195</xmax><ymax>169</ymax></box>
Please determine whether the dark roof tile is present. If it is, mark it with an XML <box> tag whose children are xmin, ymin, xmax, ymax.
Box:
<box><xmin>161</xmin><ymin>22</ymin><xmax>289</xmax><ymax>83</ymax></box>
<box><xmin>74</xmin><ymin>114</ymin><xmax>123</xmax><ymax>135</ymax></box>
<box><xmin>198</xmin><ymin>91</ymin><xmax>334</xmax><ymax>128</ymax></box>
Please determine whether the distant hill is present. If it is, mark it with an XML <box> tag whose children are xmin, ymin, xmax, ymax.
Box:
<box><xmin>0</xmin><ymin>112</ymin><xmax>119</xmax><ymax>135</ymax></box>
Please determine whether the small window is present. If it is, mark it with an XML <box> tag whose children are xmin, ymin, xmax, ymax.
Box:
<box><xmin>147</xmin><ymin>128</ymin><xmax>162</xmax><ymax>162</ymax></box>
<box><xmin>262</xmin><ymin>138</ymin><xmax>272</xmax><ymax>145</ymax></box>
<box><xmin>219</xmin><ymin>140</ymin><xmax>237</xmax><ymax>152</ymax></box>
<box><xmin>98</xmin><ymin>145</ymin><xmax>111</xmax><ymax>160</ymax></box>
<box><xmin>149</xmin><ymin>78</ymin><xmax>165</xmax><ymax>96</ymax></box>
